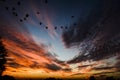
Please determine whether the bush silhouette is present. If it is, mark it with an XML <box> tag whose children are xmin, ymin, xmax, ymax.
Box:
<box><xmin>89</xmin><ymin>76</ymin><xmax>96</xmax><ymax>80</ymax></box>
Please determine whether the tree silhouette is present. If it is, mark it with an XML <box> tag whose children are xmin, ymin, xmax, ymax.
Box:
<box><xmin>89</xmin><ymin>76</ymin><xmax>96</xmax><ymax>80</ymax></box>
<box><xmin>0</xmin><ymin>37</ymin><xmax>7</xmax><ymax>76</ymax></box>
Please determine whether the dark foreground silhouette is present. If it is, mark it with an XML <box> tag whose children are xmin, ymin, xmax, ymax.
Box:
<box><xmin>0</xmin><ymin>37</ymin><xmax>7</xmax><ymax>76</ymax></box>
<box><xmin>0</xmin><ymin>75</ymin><xmax>119</xmax><ymax>80</ymax></box>
<box><xmin>89</xmin><ymin>76</ymin><xmax>96</xmax><ymax>80</ymax></box>
<box><xmin>45</xmin><ymin>77</ymin><xmax>62</xmax><ymax>80</ymax></box>
<box><xmin>106</xmin><ymin>76</ymin><xmax>115</xmax><ymax>80</ymax></box>
<box><xmin>89</xmin><ymin>76</ymin><xmax>117</xmax><ymax>80</ymax></box>
<box><xmin>0</xmin><ymin>75</ymin><xmax>15</xmax><ymax>80</ymax></box>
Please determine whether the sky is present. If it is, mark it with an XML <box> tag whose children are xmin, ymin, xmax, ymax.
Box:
<box><xmin>0</xmin><ymin>0</ymin><xmax>120</xmax><ymax>79</ymax></box>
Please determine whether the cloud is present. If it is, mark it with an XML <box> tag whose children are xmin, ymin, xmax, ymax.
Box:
<box><xmin>78</xmin><ymin>64</ymin><xmax>92</xmax><ymax>68</ymax></box>
<box><xmin>45</xmin><ymin>63</ymin><xmax>62</xmax><ymax>71</ymax></box>
<box><xmin>93</xmin><ymin>71</ymin><xmax>116</xmax><ymax>76</ymax></box>
<box><xmin>70</xmin><ymin>73</ymin><xmax>85</xmax><ymax>76</ymax></box>
<box><xmin>62</xmin><ymin>0</ymin><xmax>120</xmax><ymax>63</ymax></box>
<box><xmin>0</xmin><ymin>21</ymin><xmax>66</xmax><ymax>73</ymax></box>
<box><xmin>7</xmin><ymin>62</ymin><xmax>25</xmax><ymax>68</ymax></box>
<box><xmin>62</xmin><ymin>68</ymin><xmax>71</xmax><ymax>72</ymax></box>
<box><xmin>92</xmin><ymin>67</ymin><xmax>114</xmax><ymax>71</ymax></box>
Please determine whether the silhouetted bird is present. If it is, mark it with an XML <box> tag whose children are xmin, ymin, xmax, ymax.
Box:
<box><xmin>71</xmin><ymin>16</ymin><xmax>74</xmax><ymax>18</ymax></box>
<box><xmin>25</xmin><ymin>14</ymin><xmax>29</xmax><ymax>17</ymax></box>
<box><xmin>65</xmin><ymin>26</ymin><xmax>68</xmax><ymax>29</ymax></box>
<box><xmin>12</xmin><ymin>12</ymin><xmax>18</xmax><ymax>16</ymax></box>
<box><xmin>40</xmin><ymin>22</ymin><xmax>42</xmax><ymax>25</ymax></box>
<box><xmin>61</xmin><ymin>26</ymin><xmax>63</xmax><ymax>29</ymax></box>
<box><xmin>89</xmin><ymin>76</ymin><xmax>96</xmax><ymax>80</ymax></box>
<box><xmin>24</xmin><ymin>18</ymin><xmax>26</xmax><ymax>20</ymax></box>
<box><xmin>17</xmin><ymin>1</ymin><xmax>21</xmax><ymax>5</ymax></box>
<box><xmin>46</xmin><ymin>26</ymin><xmax>48</xmax><ymax>29</ymax></box>
<box><xmin>20</xmin><ymin>19</ymin><xmax>23</xmax><ymax>22</ymax></box>
<box><xmin>45</xmin><ymin>0</ymin><xmax>48</xmax><ymax>3</ymax></box>
<box><xmin>55</xmin><ymin>26</ymin><xmax>57</xmax><ymax>30</ymax></box>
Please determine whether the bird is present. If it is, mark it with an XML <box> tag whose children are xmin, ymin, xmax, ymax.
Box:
<box><xmin>24</xmin><ymin>18</ymin><xmax>26</xmax><ymax>20</ymax></box>
<box><xmin>20</xmin><ymin>19</ymin><xmax>23</xmax><ymax>22</ymax></box>
<box><xmin>39</xmin><ymin>22</ymin><xmax>42</xmax><ymax>25</ymax></box>
<box><xmin>54</xmin><ymin>26</ymin><xmax>57</xmax><ymax>30</ymax></box>
<box><xmin>61</xmin><ymin>26</ymin><xmax>63</xmax><ymax>29</ymax></box>
<box><xmin>25</xmin><ymin>14</ymin><xmax>29</xmax><ymax>17</ymax></box>
<box><xmin>71</xmin><ymin>16</ymin><xmax>74</xmax><ymax>18</ymax></box>
<box><xmin>45</xmin><ymin>26</ymin><xmax>48</xmax><ymax>29</ymax></box>
<box><xmin>65</xmin><ymin>26</ymin><xmax>68</xmax><ymax>29</ymax></box>
<box><xmin>45</xmin><ymin>0</ymin><xmax>48</xmax><ymax>4</ymax></box>
<box><xmin>12</xmin><ymin>12</ymin><xmax>17</xmax><ymax>16</ymax></box>
<box><xmin>17</xmin><ymin>1</ymin><xmax>21</xmax><ymax>5</ymax></box>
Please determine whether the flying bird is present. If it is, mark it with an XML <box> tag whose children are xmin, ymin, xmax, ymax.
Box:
<box><xmin>17</xmin><ymin>1</ymin><xmax>21</xmax><ymax>5</ymax></box>
<box><xmin>45</xmin><ymin>26</ymin><xmax>48</xmax><ymax>29</ymax></box>
<box><xmin>71</xmin><ymin>16</ymin><xmax>74</xmax><ymax>18</ymax></box>
<box><xmin>39</xmin><ymin>22</ymin><xmax>42</xmax><ymax>25</ymax></box>
<box><xmin>24</xmin><ymin>18</ymin><xmax>26</xmax><ymax>20</ymax></box>
<box><xmin>20</xmin><ymin>19</ymin><xmax>23</xmax><ymax>22</ymax></box>
<box><xmin>61</xmin><ymin>26</ymin><xmax>63</xmax><ymax>29</ymax></box>
<box><xmin>45</xmin><ymin>0</ymin><xmax>48</xmax><ymax>4</ymax></box>
<box><xmin>65</xmin><ymin>26</ymin><xmax>68</xmax><ymax>29</ymax></box>
<box><xmin>12</xmin><ymin>12</ymin><xmax>18</xmax><ymax>16</ymax></box>
<box><xmin>55</xmin><ymin>26</ymin><xmax>57</xmax><ymax>30</ymax></box>
<box><xmin>25</xmin><ymin>14</ymin><xmax>29</xmax><ymax>17</ymax></box>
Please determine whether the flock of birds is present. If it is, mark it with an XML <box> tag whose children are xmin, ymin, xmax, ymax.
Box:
<box><xmin>0</xmin><ymin>0</ymin><xmax>77</xmax><ymax>30</ymax></box>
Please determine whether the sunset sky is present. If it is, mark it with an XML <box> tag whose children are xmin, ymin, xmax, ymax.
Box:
<box><xmin>0</xmin><ymin>0</ymin><xmax>120</xmax><ymax>79</ymax></box>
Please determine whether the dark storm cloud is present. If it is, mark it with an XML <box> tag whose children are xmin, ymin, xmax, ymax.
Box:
<box><xmin>62</xmin><ymin>68</ymin><xmax>71</xmax><ymax>72</ymax></box>
<box><xmin>93</xmin><ymin>71</ymin><xmax>116</xmax><ymax>75</ymax></box>
<box><xmin>93</xmin><ymin>67</ymin><xmax>114</xmax><ymax>71</ymax></box>
<box><xmin>45</xmin><ymin>63</ymin><xmax>62</xmax><ymax>71</ymax></box>
<box><xmin>62</xmin><ymin>0</ymin><xmax>120</xmax><ymax>63</ymax></box>
<box><xmin>54</xmin><ymin>59</ymin><xmax>66</xmax><ymax>66</ymax></box>
<box><xmin>29</xmin><ymin>61</ymin><xmax>41</xmax><ymax>68</ymax></box>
